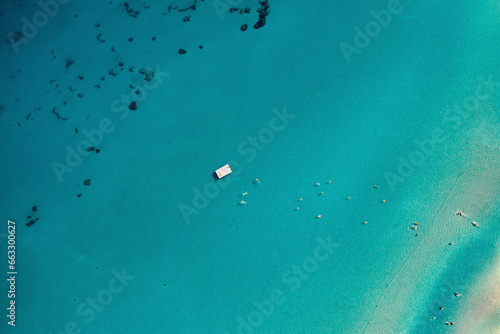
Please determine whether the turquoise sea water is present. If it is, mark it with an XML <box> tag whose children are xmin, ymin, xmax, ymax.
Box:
<box><xmin>1</xmin><ymin>0</ymin><xmax>499</xmax><ymax>333</ymax></box>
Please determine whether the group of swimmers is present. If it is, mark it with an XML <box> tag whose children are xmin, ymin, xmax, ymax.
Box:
<box><xmin>457</xmin><ymin>211</ymin><xmax>479</xmax><ymax>226</ymax></box>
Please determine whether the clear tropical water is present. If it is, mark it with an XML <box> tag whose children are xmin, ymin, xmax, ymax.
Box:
<box><xmin>0</xmin><ymin>0</ymin><xmax>499</xmax><ymax>333</ymax></box>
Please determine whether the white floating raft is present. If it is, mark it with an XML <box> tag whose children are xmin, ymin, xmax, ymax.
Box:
<box><xmin>215</xmin><ymin>164</ymin><xmax>232</xmax><ymax>179</ymax></box>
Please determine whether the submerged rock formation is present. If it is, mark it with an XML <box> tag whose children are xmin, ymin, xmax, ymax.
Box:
<box><xmin>254</xmin><ymin>1</ymin><xmax>270</xmax><ymax>29</ymax></box>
